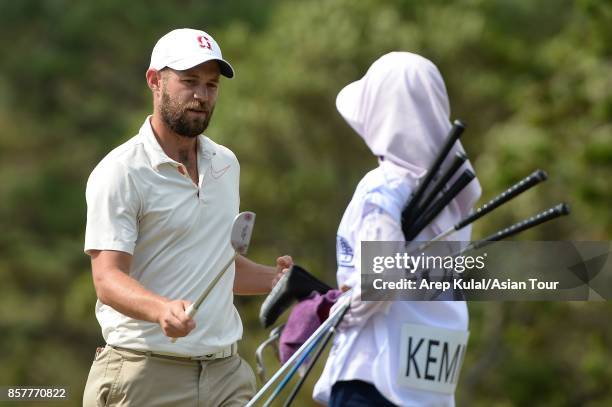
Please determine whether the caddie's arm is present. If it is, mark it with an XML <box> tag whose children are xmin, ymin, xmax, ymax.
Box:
<box><xmin>233</xmin><ymin>254</ymin><xmax>293</xmax><ymax>295</ymax></box>
<box><xmin>333</xmin><ymin>208</ymin><xmax>405</xmax><ymax>328</ymax></box>
<box><xmin>90</xmin><ymin>249</ymin><xmax>195</xmax><ymax>338</ymax></box>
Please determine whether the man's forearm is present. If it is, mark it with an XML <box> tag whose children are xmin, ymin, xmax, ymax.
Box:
<box><xmin>233</xmin><ymin>255</ymin><xmax>276</xmax><ymax>295</ymax></box>
<box><xmin>94</xmin><ymin>267</ymin><xmax>168</xmax><ymax>323</ymax></box>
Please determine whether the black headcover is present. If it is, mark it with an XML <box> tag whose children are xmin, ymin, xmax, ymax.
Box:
<box><xmin>259</xmin><ymin>265</ymin><xmax>332</xmax><ymax>328</ymax></box>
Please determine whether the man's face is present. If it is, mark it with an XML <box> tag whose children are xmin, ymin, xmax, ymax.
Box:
<box><xmin>158</xmin><ymin>61</ymin><xmax>221</xmax><ymax>138</ymax></box>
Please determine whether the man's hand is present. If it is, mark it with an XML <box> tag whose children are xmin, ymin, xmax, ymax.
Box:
<box><xmin>272</xmin><ymin>255</ymin><xmax>293</xmax><ymax>289</ymax></box>
<box><xmin>234</xmin><ymin>254</ymin><xmax>293</xmax><ymax>295</ymax></box>
<box><xmin>157</xmin><ymin>300</ymin><xmax>196</xmax><ymax>338</ymax></box>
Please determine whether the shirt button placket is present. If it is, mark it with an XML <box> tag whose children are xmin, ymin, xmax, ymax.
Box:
<box><xmin>177</xmin><ymin>165</ymin><xmax>200</xmax><ymax>198</ymax></box>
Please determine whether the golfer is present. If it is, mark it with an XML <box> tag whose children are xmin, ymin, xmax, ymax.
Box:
<box><xmin>82</xmin><ymin>28</ymin><xmax>292</xmax><ymax>406</ymax></box>
<box><xmin>313</xmin><ymin>52</ymin><xmax>481</xmax><ymax>406</ymax></box>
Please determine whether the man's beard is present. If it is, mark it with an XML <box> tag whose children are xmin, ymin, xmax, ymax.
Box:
<box><xmin>160</xmin><ymin>90</ymin><xmax>214</xmax><ymax>138</ymax></box>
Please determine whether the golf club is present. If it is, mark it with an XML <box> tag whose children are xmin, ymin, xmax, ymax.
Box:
<box><xmin>417</xmin><ymin>169</ymin><xmax>548</xmax><ymax>251</ymax></box>
<box><xmin>407</xmin><ymin>151</ymin><xmax>468</xmax><ymax>231</ymax></box>
<box><xmin>262</xmin><ymin>327</ymin><xmax>328</xmax><ymax>407</ymax></box>
<box><xmin>256</xmin><ymin>324</ymin><xmax>285</xmax><ymax>383</ymax></box>
<box><xmin>281</xmin><ymin>304</ymin><xmax>350</xmax><ymax>407</ymax></box>
<box><xmin>251</xmin><ymin>203</ymin><xmax>570</xmax><ymax>405</ymax></box>
<box><xmin>404</xmin><ymin>169</ymin><xmax>476</xmax><ymax>241</ymax></box>
<box><xmin>172</xmin><ymin>211</ymin><xmax>255</xmax><ymax>342</ymax></box>
<box><xmin>401</xmin><ymin>120</ymin><xmax>466</xmax><ymax>235</ymax></box>
<box><xmin>246</xmin><ymin>299</ymin><xmax>351</xmax><ymax>406</ymax></box>
<box><xmin>259</xmin><ymin>265</ymin><xmax>332</xmax><ymax>329</ymax></box>
<box><xmin>415</xmin><ymin>202</ymin><xmax>571</xmax><ymax>301</ymax></box>
<box><xmin>470</xmin><ymin>202</ymin><xmax>570</xmax><ymax>250</ymax></box>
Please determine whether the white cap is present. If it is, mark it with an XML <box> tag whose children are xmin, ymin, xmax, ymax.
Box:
<box><xmin>149</xmin><ymin>28</ymin><xmax>235</xmax><ymax>78</ymax></box>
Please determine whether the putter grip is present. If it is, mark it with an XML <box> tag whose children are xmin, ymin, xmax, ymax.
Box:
<box><xmin>185</xmin><ymin>304</ymin><xmax>196</xmax><ymax>318</ymax></box>
<box><xmin>474</xmin><ymin>203</ymin><xmax>570</xmax><ymax>249</ymax></box>
<box><xmin>402</xmin><ymin>120</ymin><xmax>466</xmax><ymax>233</ymax></box>
<box><xmin>170</xmin><ymin>304</ymin><xmax>197</xmax><ymax>343</ymax></box>
<box><xmin>455</xmin><ymin>169</ymin><xmax>548</xmax><ymax>230</ymax></box>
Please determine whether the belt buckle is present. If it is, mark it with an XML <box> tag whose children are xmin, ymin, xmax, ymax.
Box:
<box><xmin>193</xmin><ymin>344</ymin><xmax>235</xmax><ymax>361</ymax></box>
<box><xmin>191</xmin><ymin>353</ymin><xmax>213</xmax><ymax>361</ymax></box>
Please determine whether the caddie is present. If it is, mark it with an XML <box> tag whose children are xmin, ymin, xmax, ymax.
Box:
<box><xmin>313</xmin><ymin>52</ymin><xmax>482</xmax><ymax>406</ymax></box>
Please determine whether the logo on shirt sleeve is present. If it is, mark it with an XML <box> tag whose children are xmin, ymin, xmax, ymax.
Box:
<box><xmin>337</xmin><ymin>235</ymin><xmax>354</xmax><ymax>267</ymax></box>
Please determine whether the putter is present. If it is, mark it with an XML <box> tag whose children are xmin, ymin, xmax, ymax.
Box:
<box><xmin>172</xmin><ymin>211</ymin><xmax>255</xmax><ymax>342</ymax></box>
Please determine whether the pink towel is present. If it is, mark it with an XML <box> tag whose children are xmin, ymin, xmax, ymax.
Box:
<box><xmin>278</xmin><ymin>289</ymin><xmax>342</xmax><ymax>364</ymax></box>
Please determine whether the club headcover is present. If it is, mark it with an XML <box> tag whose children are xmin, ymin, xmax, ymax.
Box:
<box><xmin>259</xmin><ymin>265</ymin><xmax>332</xmax><ymax>328</ymax></box>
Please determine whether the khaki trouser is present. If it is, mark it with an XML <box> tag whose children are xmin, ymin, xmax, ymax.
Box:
<box><xmin>83</xmin><ymin>346</ymin><xmax>256</xmax><ymax>407</ymax></box>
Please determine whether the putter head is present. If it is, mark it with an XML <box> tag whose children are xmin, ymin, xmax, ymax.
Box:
<box><xmin>231</xmin><ymin>211</ymin><xmax>256</xmax><ymax>255</ymax></box>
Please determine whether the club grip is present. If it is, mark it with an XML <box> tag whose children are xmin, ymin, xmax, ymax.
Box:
<box><xmin>413</xmin><ymin>152</ymin><xmax>468</xmax><ymax>225</ymax></box>
<box><xmin>455</xmin><ymin>169</ymin><xmax>548</xmax><ymax>230</ymax></box>
<box><xmin>402</xmin><ymin>120</ymin><xmax>466</xmax><ymax>232</ymax></box>
<box><xmin>170</xmin><ymin>304</ymin><xmax>197</xmax><ymax>343</ymax></box>
<box><xmin>474</xmin><ymin>203</ymin><xmax>570</xmax><ymax>249</ymax></box>
<box><xmin>185</xmin><ymin>304</ymin><xmax>196</xmax><ymax>318</ymax></box>
<box><xmin>405</xmin><ymin>169</ymin><xmax>475</xmax><ymax>241</ymax></box>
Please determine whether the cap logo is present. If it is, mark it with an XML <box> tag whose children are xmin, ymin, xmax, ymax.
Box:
<box><xmin>197</xmin><ymin>35</ymin><xmax>212</xmax><ymax>50</ymax></box>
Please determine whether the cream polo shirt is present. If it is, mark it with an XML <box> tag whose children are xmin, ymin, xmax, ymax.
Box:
<box><xmin>84</xmin><ymin>117</ymin><xmax>242</xmax><ymax>356</ymax></box>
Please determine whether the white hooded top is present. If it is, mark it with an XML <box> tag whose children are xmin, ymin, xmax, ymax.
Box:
<box><xmin>335</xmin><ymin>51</ymin><xmax>480</xmax><ymax>224</ymax></box>
<box><xmin>313</xmin><ymin>52</ymin><xmax>481</xmax><ymax>406</ymax></box>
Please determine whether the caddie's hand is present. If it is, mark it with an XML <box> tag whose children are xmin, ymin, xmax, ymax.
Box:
<box><xmin>158</xmin><ymin>300</ymin><xmax>196</xmax><ymax>338</ymax></box>
<box><xmin>332</xmin><ymin>287</ymin><xmax>390</xmax><ymax>331</ymax></box>
<box><xmin>271</xmin><ymin>255</ymin><xmax>293</xmax><ymax>289</ymax></box>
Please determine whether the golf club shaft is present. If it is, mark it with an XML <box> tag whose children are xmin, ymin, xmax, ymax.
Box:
<box><xmin>256</xmin><ymin>331</ymin><xmax>282</xmax><ymax>383</ymax></box>
<box><xmin>455</xmin><ymin>169</ymin><xmax>547</xmax><ymax>230</ymax></box>
<box><xmin>418</xmin><ymin>169</ymin><xmax>548</xmax><ymax>250</ymax></box>
<box><xmin>282</xmin><ymin>305</ymin><xmax>349</xmax><ymax>407</ymax></box>
<box><xmin>189</xmin><ymin>252</ymin><xmax>238</xmax><ymax>315</ymax></box>
<box><xmin>470</xmin><ymin>203</ymin><xmax>570</xmax><ymax>250</ymax></box>
<box><xmin>414</xmin><ymin>202</ymin><xmax>571</xmax><ymax>293</ymax></box>
<box><xmin>402</xmin><ymin>120</ymin><xmax>466</xmax><ymax>234</ymax></box>
<box><xmin>252</xmin><ymin>201</ymin><xmax>569</xmax><ymax>402</ymax></box>
<box><xmin>262</xmin><ymin>327</ymin><xmax>327</xmax><ymax>407</ymax></box>
<box><xmin>246</xmin><ymin>299</ymin><xmax>351</xmax><ymax>406</ymax></box>
<box><xmin>251</xmin><ymin>203</ymin><xmax>569</xmax><ymax>404</ymax></box>
<box><xmin>408</xmin><ymin>204</ymin><xmax>571</xmax><ymax>302</ymax></box>
<box><xmin>171</xmin><ymin>253</ymin><xmax>237</xmax><ymax>343</ymax></box>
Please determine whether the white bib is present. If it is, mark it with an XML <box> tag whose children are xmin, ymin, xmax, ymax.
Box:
<box><xmin>398</xmin><ymin>323</ymin><xmax>469</xmax><ymax>394</ymax></box>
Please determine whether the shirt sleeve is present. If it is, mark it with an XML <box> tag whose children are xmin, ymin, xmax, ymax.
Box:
<box><xmin>84</xmin><ymin>160</ymin><xmax>141</xmax><ymax>255</ymax></box>
<box><xmin>342</xmin><ymin>206</ymin><xmax>406</xmax><ymax>288</ymax></box>
<box><xmin>359</xmin><ymin>205</ymin><xmax>405</xmax><ymax>242</ymax></box>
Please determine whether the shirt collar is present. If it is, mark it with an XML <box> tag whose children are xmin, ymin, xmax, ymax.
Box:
<box><xmin>139</xmin><ymin>116</ymin><xmax>215</xmax><ymax>170</ymax></box>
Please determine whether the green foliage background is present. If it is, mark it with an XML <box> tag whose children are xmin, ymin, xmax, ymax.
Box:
<box><xmin>0</xmin><ymin>0</ymin><xmax>610</xmax><ymax>405</ymax></box>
